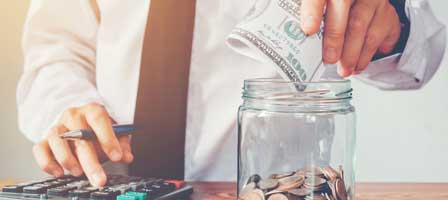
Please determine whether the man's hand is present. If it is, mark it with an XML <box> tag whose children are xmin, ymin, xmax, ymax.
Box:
<box><xmin>301</xmin><ymin>0</ymin><xmax>402</xmax><ymax>77</ymax></box>
<box><xmin>32</xmin><ymin>103</ymin><xmax>134</xmax><ymax>187</ymax></box>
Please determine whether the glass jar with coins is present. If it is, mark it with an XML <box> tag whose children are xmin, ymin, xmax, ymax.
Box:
<box><xmin>238</xmin><ymin>79</ymin><xmax>356</xmax><ymax>200</ymax></box>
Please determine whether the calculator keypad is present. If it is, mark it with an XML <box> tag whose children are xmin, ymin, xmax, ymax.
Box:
<box><xmin>1</xmin><ymin>175</ymin><xmax>192</xmax><ymax>200</ymax></box>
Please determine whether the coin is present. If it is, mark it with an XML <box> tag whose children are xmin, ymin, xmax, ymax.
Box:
<box><xmin>240</xmin><ymin>166</ymin><xmax>349</xmax><ymax>200</ymax></box>
<box><xmin>296</xmin><ymin>168</ymin><xmax>307</xmax><ymax>177</ymax></box>
<box><xmin>277</xmin><ymin>175</ymin><xmax>304</xmax><ymax>191</ymax></box>
<box><xmin>321</xmin><ymin>167</ymin><xmax>339</xmax><ymax>181</ymax></box>
<box><xmin>240</xmin><ymin>189</ymin><xmax>266</xmax><ymax>200</ymax></box>
<box><xmin>304</xmin><ymin>176</ymin><xmax>327</xmax><ymax>188</ymax></box>
<box><xmin>288</xmin><ymin>188</ymin><xmax>311</xmax><ymax>197</ymax></box>
<box><xmin>265</xmin><ymin>190</ymin><xmax>283</xmax><ymax>196</ymax></box>
<box><xmin>272</xmin><ymin>171</ymin><xmax>295</xmax><ymax>179</ymax></box>
<box><xmin>267</xmin><ymin>193</ymin><xmax>289</xmax><ymax>200</ymax></box>
<box><xmin>259</xmin><ymin>178</ymin><xmax>279</xmax><ymax>191</ymax></box>
<box><xmin>305</xmin><ymin>166</ymin><xmax>324</xmax><ymax>178</ymax></box>
<box><xmin>241</xmin><ymin>182</ymin><xmax>257</xmax><ymax>196</ymax></box>
<box><xmin>338</xmin><ymin>166</ymin><xmax>344</xmax><ymax>181</ymax></box>
<box><xmin>335</xmin><ymin>179</ymin><xmax>347</xmax><ymax>200</ymax></box>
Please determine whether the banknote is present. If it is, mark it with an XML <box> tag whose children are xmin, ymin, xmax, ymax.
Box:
<box><xmin>227</xmin><ymin>0</ymin><xmax>327</xmax><ymax>84</ymax></box>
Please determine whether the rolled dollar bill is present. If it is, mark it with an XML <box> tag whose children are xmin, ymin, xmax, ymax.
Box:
<box><xmin>227</xmin><ymin>0</ymin><xmax>327</xmax><ymax>83</ymax></box>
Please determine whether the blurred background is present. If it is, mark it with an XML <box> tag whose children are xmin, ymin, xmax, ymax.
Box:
<box><xmin>1</xmin><ymin>1</ymin><xmax>447</xmax><ymax>182</ymax></box>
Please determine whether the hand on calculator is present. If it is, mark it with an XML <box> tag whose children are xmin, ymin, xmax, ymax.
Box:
<box><xmin>32</xmin><ymin>103</ymin><xmax>134</xmax><ymax>187</ymax></box>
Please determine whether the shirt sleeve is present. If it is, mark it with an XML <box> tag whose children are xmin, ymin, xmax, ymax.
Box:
<box><xmin>17</xmin><ymin>0</ymin><xmax>104</xmax><ymax>143</ymax></box>
<box><xmin>354</xmin><ymin>0</ymin><xmax>446</xmax><ymax>90</ymax></box>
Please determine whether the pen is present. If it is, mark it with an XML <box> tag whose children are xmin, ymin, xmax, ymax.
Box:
<box><xmin>60</xmin><ymin>124</ymin><xmax>136</xmax><ymax>140</ymax></box>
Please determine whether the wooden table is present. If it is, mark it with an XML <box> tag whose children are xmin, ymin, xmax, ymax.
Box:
<box><xmin>2</xmin><ymin>181</ymin><xmax>448</xmax><ymax>199</ymax></box>
<box><xmin>189</xmin><ymin>182</ymin><xmax>448</xmax><ymax>200</ymax></box>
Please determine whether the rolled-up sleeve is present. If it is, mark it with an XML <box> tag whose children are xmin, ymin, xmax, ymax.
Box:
<box><xmin>355</xmin><ymin>0</ymin><xmax>446</xmax><ymax>90</ymax></box>
<box><xmin>17</xmin><ymin>0</ymin><xmax>103</xmax><ymax>143</ymax></box>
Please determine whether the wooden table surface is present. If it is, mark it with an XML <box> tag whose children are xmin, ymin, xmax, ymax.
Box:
<box><xmin>189</xmin><ymin>182</ymin><xmax>448</xmax><ymax>200</ymax></box>
<box><xmin>2</xmin><ymin>180</ymin><xmax>448</xmax><ymax>199</ymax></box>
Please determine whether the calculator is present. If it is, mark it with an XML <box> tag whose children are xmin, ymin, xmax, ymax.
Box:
<box><xmin>0</xmin><ymin>175</ymin><xmax>193</xmax><ymax>200</ymax></box>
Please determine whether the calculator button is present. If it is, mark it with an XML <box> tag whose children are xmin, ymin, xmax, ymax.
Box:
<box><xmin>23</xmin><ymin>185</ymin><xmax>46</xmax><ymax>194</ymax></box>
<box><xmin>125</xmin><ymin>191</ymin><xmax>147</xmax><ymax>200</ymax></box>
<box><xmin>2</xmin><ymin>185</ymin><xmax>22</xmax><ymax>193</ymax></box>
<box><xmin>68</xmin><ymin>189</ymin><xmax>92</xmax><ymax>198</ymax></box>
<box><xmin>90</xmin><ymin>190</ymin><xmax>120</xmax><ymax>200</ymax></box>
<box><xmin>117</xmin><ymin>194</ymin><xmax>137</xmax><ymax>200</ymax></box>
<box><xmin>47</xmin><ymin>186</ymin><xmax>76</xmax><ymax>196</ymax></box>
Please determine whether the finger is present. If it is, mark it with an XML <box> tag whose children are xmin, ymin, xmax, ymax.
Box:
<box><xmin>32</xmin><ymin>141</ymin><xmax>64</xmax><ymax>177</ymax></box>
<box><xmin>74</xmin><ymin>140</ymin><xmax>107</xmax><ymax>187</ymax></box>
<box><xmin>339</xmin><ymin>0</ymin><xmax>378</xmax><ymax>76</ymax></box>
<box><xmin>61</xmin><ymin>107</ymin><xmax>90</xmax><ymax>130</ymax></box>
<box><xmin>81</xmin><ymin>103</ymin><xmax>123</xmax><ymax>162</ymax></box>
<box><xmin>355</xmin><ymin>4</ymin><xmax>397</xmax><ymax>73</ymax></box>
<box><xmin>301</xmin><ymin>0</ymin><xmax>326</xmax><ymax>35</ymax></box>
<box><xmin>378</xmin><ymin>8</ymin><xmax>401</xmax><ymax>55</ymax></box>
<box><xmin>47</xmin><ymin>125</ymin><xmax>83</xmax><ymax>177</ymax></box>
<box><xmin>323</xmin><ymin>0</ymin><xmax>352</xmax><ymax>64</ymax></box>
<box><xmin>118</xmin><ymin>135</ymin><xmax>134</xmax><ymax>163</ymax></box>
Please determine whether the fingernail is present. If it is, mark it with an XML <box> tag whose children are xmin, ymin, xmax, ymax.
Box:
<box><xmin>52</xmin><ymin>169</ymin><xmax>63</xmax><ymax>177</ymax></box>
<box><xmin>72</xmin><ymin>167</ymin><xmax>83</xmax><ymax>177</ymax></box>
<box><xmin>110</xmin><ymin>149</ymin><xmax>123</xmax><ymax>162</ymax></box>
<box><xmin>91</xmin><ymin>172</ymin><xmax>106</xmax><ymax>187</ymax></box>
<box><xmin>325</xmin><ymin>47</ymin><xmax>337</xmax><ymax>61</ymax></box>
<box><xmin>337</xmin><ymin>65</ymin><xmax>351</xmax><ymax>78</ymax></box>
<box><xmin>125</xmin><ymin>153</ymin><xmax>134</xmax><ymax>163</ymax></box>
<box><xmin>352</xmin><ymin>70</ymin><xmax>362</xmax><ymax>75</ymax></box>
<box><xmin>304</xmin><ymin>15</ymin><xmax>315</xmax><ymax>29</ymax></box>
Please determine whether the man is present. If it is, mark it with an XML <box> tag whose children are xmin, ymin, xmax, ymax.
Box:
<box><xmin>17</xmin><ymin>0</ymin><xmax>445</xmax><ymax>187</ymax></box>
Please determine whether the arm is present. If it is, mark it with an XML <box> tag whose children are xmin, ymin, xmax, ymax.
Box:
<box><xmin>18</xmin><ymin>0</ymin><xmax>102</xmax><ymax>142</ymax></box>
<box><xmin>17</xmin><ymin>0</ymin><xmax>132</xmax><ymax>186</ymax></box>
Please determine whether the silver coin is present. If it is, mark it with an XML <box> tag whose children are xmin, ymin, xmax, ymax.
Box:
<box><xmin>240</xmin><ymin>189</ymin><xmax>266</xmax><ymax>200</ymax></box>
<box><xmin>241</xmin><ymin>182</ymin><xmax>257</xmax><ymax>196</ymax></box>
<box><xmin>259</xmin><ymin>178</ymin><xmax>279</xmax><ymax>191</ymax></box>
<box><xmin>288</xmin><ymin>188</ymin><xmax>311</xmax><ymax>197</ymax></box>
<box><xmin>267</xmin><ymin>193</ymin><xmax>289</xmax><ymax>200</ymax></box>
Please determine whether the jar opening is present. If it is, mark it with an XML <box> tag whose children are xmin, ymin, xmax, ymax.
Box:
<box><xmin>241</xmin><ymin>79</ymin><xmax>353</xmax><ymax>113</ymax></box>
<box><xmin>243</xmin><ymin>78</ymin><xmax>352</xmax><ymax>101</ymax></box>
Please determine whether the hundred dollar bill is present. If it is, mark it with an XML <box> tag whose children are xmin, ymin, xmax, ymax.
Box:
<box><xmin>227</xmin><ymin>0</ymin><xmax>327</xmax><ymax>83</ymax></box>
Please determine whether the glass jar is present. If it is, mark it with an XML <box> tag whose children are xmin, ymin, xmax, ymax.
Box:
<box><xmin>238</xmin><ymin>79</ymin><xmax>356</xmax><ymax>200</ymax></box>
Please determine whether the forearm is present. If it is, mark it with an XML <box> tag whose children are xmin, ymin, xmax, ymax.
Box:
<box><xmin>18</xmin><ymin>0</ymin><xmax>102</xmax><ymax>142</ymax></box>
<box><xmin>17</xmin><ymin>63</ymin><xmax>104</xmax><ymax>143</ymax></box>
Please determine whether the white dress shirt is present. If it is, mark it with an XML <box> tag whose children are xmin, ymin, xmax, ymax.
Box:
<box><xmin>17</xmin><ymin>0</ymin><xmax>446</xmax><ymax>181</ymax></box>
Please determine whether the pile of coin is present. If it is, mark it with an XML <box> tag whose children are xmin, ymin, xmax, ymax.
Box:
<box><xmin>239</xmin><ymin>166</ymin><xmax>348</xmax><ymax>200</ymax></box>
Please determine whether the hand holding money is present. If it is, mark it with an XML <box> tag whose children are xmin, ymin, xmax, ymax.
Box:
<box><xmin>300</xmin><ymin>0</ymin><xmax>402</xmax><ymax>76</ymax></box>
<box><xmin>227</xmin><ymin>0</ymin><xmax>403</xmax><ymax>83</ymax></box>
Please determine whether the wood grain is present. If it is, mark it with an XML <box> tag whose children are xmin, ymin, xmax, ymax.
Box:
<box><xmin>2</xmin><ymin>180</ymin><xmax>448</xmax><ymax>199</ymax></box>
<box><xmin>188</xmin><ymin>182</ymin><xmax>448</xmax><ymax>200</ymax></box>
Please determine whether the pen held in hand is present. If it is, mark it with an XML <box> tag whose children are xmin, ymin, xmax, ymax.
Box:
<box><xmin>60</xmin><ymin>124</ymin><xmax>136</xmax><ymax>140</ymax></box>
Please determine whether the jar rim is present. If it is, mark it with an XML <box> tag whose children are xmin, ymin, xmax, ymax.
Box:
<box><xmin>242</xmin><ymin>78</ymin><xmax>353</xmax><ymax>106</ymax></box>
<box><xmin>244</xmin><ymin>78</ymin><xmax>351</xmax><ymax>85</ymax></box>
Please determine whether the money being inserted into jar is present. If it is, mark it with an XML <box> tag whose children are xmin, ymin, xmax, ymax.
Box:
<box><xmin>239</xmin><ymin>166</ymin><xmax>348</xmax><ymax>200</ymax></box>
<box><xmin>227</xmin><ymin>0</ymin><xmax>327</xmax><ymax>83</ymax></box>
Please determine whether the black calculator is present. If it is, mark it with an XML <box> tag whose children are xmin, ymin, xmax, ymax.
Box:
<box><xmin>0</xmin><ymin>175</ymin><xmax>193</xmax><ymax>200</ymax></box>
